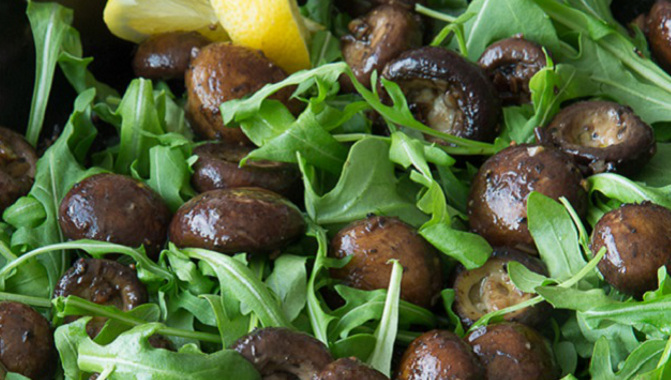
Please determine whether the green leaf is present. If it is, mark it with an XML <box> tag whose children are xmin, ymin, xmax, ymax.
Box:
<box><xmin>266</xmin><ymin>255</ymin><xmax>308</xmax><ymax>322</ymax></box>
<box><xmin>367</xmin><ymin>260</ymin><xmax>402</xmax><ymax>376</ymax></box>
<box><xmin>588</xmin><ymin>173</ymin><xmax>671</xmax><ymax>210</ymax></box>
<box><xmin>589</xmin><ymin>337</ymin><xmax>615</xmax><ymax>379</ymax></box>
<box><xmin>145</xmin><ymin>144</ymin><xmax>195</xmax><ymax>212</ymax></box>
<box><xmin>632</xmin><ymin>144</ymin><xmax>671</xmax><ymax>187</ymax></box>
<box><xmin>508</xmin><ymin>261</ymin><xmax>553</xmax><ymax>293</ymax></box>
<box><xmin>419</xmin><ymin>224</ymin><xmax>491</xmax><ymax>269</ymax></box>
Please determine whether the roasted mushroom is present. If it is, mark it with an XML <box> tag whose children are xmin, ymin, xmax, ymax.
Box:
<box><xmin>191</xmin><ymin>142</ymin><xmax>299</xmax><ymax>196</ymax></box>
<box><xmin>169</xmin><ymin>187</ymin><xmax>305</xmax><ymax>255</ymax></box>
<box><xmin>53</xmin><ymin>258</ymin><xmax>148</xmax><ymax>336</ymax></box>
<box><xmin>59</xmin><ymin>173</ymin><xmax>171</xmax><ymax>259</ymax></box>
<box><xmin>536</xmin><ymin>100</ymin><xmax>656</xmax><ymax>175</ymax></box>
<box><xmin>335</xmin><ymin>0</ymin><xmax>425</xmax><ymax>17</ymax></box>
<box><xmin>232</xmin><ymin>327</ymin><xmax>334</xmax><ymax>379</ymax></box>
<box><xmin>467</xmin><ymin>323</ymin><xmax>559</xmax><ymax>380</ymax></box>
<box><xmin>0</xmin><ymin>126</ymin><xmax>37</xmax><ymax>212</ymax></box>
<box><xmin>468</xmin><ymin>144</ymin><xmax>587</xmax><ymax>252</ymax></box>
<box><xmin>341</xmin><ymin>4</ymin><xmax>422</xmax><ymax>90</ymax></box>
<box><xmin>396</xmin><ymin>330</ymin><xmax>485</xmax><ymax>380</ymax></box>
<box><xmin>329</xmin><ymin>215</ymin><xmax>443</xmax><ymax>308</ymax></box>
<box><xmin>478</xmin><ymin>37</ymin><xmax>548</xmax><ymax>105</ymax></box>
<box><xmin>317</xmin><ymin>357</ymin><xmax>388</xmax><ymax>380</ymax></box>
<box><xmin>647</xmin><ymin>0</ymin><xmax>671</xmax><ymax>73</ymax></box>
<box><xmin>133</xmin><ymin>31</ymin><xmax>210</xmax><ymax>80</ymax></box>
<box><xmin>453</xmin><ymin>248</ymin><xmax>549</xmax><ymax>327</ymax></box>
<box><xmin>382</xmin><ymin>47</ymin><xmax>501</xmax><ymax>143</ymax></box>
<box><xmin>0</xmin><ymin>302</ymin><xmax>56</xmax><ymax>380</ymax></box>
<box><xmin>185</xmin><ymin>43</ymin><xmax>295</xmax><ymax>144</ymax></box>
<box><xmin>592</xmin><ymin>202</ymin><xmax>671</xmax><ymax>297</ymax></box>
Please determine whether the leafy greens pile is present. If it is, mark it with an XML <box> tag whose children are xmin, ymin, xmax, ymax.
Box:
<box><xmin>4</xmin><ymin>0</ymin><xmax>671</xmax><ymax>379</ymax></box>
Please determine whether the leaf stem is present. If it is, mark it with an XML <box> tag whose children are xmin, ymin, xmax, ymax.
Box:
<box><xmin>0</xmin><ymin>291</ymin><xmax>52</xmax><ymax>308</ymax></box>
<box><xmin>414</xmin><ymin>4</ymin><xmax>458</xmax><ymax>23</ymax></box>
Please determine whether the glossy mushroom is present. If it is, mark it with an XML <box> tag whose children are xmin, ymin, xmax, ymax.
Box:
<box><xmin>453</xmin><ymin>248</ymin><xmax>550</xmax><ymax>327</ymax></box>
<box><xmin>341</xmin><ymin>4</ymin><xmax>422</xmax><ymax>89</ymax></box>
<box><xmin>133</xmin><ymin>31</ymin><xmax>210</xmax><ymax>80</ymax></box>
<box><xmin>592</xmin><ymin>202</ymin><xmax>671</xmax><ymax>297</ymax></box>
<box><xmin>335</xmin><ymin>0</ymin><xmax>425</xmax><ymax>17</ymax></box>
<box><xmin>396</xmin><ymin>330</ymin><xmax>485</xmax><ymax>380</ymax></box>
<box><xmin>382</xmin><ymin>46</ymin><xmax>501</xmax><ymax>143</ymax></box>
<box><xmin>185</xmin><ymin>42</ymin><xmax>295</xmax><ymax>144</ymax></box>
<box><xmin>0</xmin><ymin>302</ymin><xmax>56</xmax><ymax>380</ymax></box>
<box><xmin>647</xmin><ymin>0</ymin><xmax>671</xmax><ymax>73</ymax></box>
<box><xmin>468</xmin><ymin>144</ymin><xmax>587</xmax><ymax>252</ymax></box>
<box><xmin>58</xmin><ymin>173</ymin><xmax>172</xmax><ymax>259</ymax></box>
<box><xmin>478</xmin><ymin>37</ymin><xmax>548</xmax><ymax>105</ymax></box>
<box><xmin>0</xmin><ymin>126</ymin><xmax>37</xmax><ymax>212</ymax></box>
<box><xmin>191</xmin><ymin>142</ymin><xmax>299</xmax><ymax>196</ymax></box>
<box><xmin>169</xmin><ymin>188</ymin><xmax>305</xmax><ymax>255</ymax></box>
<box><xmin>329</xmin><ymin>215</ymin><xmax>443</xmax><ymax>308</ymax></box>
<box><xmin>467</xmin><ymin>323</ymin><xmax>559</xmax><ymax>380</ymax></box>
<box><xmin>317</xmin><ymin>357</ymin><xmax>388</xmax><ymax>380</ymax></box>
<box><xmin>232</xmin><ymin>327</ymin><xmax>334</xmax><ymax>379</ymax></box>
<box><xmin>536</xmin><ymin>100</ymin><xmax>656</xmax><ymax>175</ymax></box>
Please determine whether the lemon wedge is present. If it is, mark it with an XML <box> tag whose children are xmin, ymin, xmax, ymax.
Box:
<box><xmin>209</xmin><ymin>0</ymin><xmax>311</xmax><ymax>73</ymax></box>
<box><xmin>103</xmin><ymin>0</ymin><xmax>229</xmax><ymax>43</ymax></box>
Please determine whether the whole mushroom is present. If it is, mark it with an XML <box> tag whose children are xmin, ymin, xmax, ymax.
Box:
<box><xmin>0</xmin><ymin>126</ymin><xmax>37</xmax><ymax>212</ymax></box>
<box><xmin>133</xmin><ymin>31</ymin><xmax>211</xmax><ymax>80</ymax></box>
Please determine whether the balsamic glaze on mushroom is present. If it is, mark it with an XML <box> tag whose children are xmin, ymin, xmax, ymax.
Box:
<box><xmin>133</xmin><ymin>31</ymin><xmax>211</xmax><ymax>81</ymax></box>
<box><xmin>647</xmin><ymin>0</ymin><xmax>671</xmax><ymax>73</ymax></box>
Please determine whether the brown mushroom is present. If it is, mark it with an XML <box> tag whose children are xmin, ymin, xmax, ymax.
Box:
<box><xmin>132</xmin><ymin>31</ymin><xmax>211</xmax><ymax>80</ymax></box>
<box><xmin>0</xmin><ymin>126</ymin><xmax>37</xmax><ymax>212</ymax></box>
<box><xmin>647</xmin><ymin>0</ymin><xmax>671</xmax><ymax>73</ymax></box>
<box><xmin>317</xmin><ymin>357</ymin><xmax>388</xmax><ymax>380</ymax></box>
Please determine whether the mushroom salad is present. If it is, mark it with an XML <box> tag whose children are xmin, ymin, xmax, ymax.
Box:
<box><xmin>3</xmin><ymin>0</ymin><xmax>671</xmax><ymax>379</ymax></box>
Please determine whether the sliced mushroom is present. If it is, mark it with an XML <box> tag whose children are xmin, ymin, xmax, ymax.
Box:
<box><xmin>0</xmin><ymin>126</ymin><xmax>37</xmax><ymax>212</ymax></box>
<box><xmin>317</xmin><ymin>357</ymin><xmax>388</xmax><ymax>380</ymax></box>
<box><xmin>133</xmin><ymin>31</ymin><xmax>211</xmax><ymax>80</ymax></box>
<box><xmin>169</xmin><ymin>188</ymin><xmax>305</xmax><ymax>255</ymax></box>
<box><xmin>185</xmin><ymin>43</ymin><xmax>295</xmax><ymax>144</ymax></box>
<box><xmin>536</xmin><ymin>100</ymin><xmax>656</xmax><ymax>175</ymax></box>
<box><xmin>232</xmin><ymin>327</ymin><xmax>334</xmax><ymax>379</ymax></box>
<box><xmin>341</xmin><ymin>4</ymin><xmax>422</xmax><ymax>90</ymax></box>
<box><xmin>382</xmin><ymin>47</ymin><xmax>501</xmax><ymax>144</ymax></box>
<box><xmin>53</xmin><ymin>258</ymin><xmax>148</xmax><ymax>337</ymax></box>
<box><xmin>191</xmin><ymin>142</ymin><xmax>299</xmax><ymax>196</ymax></box>
<box><xmin>592</xmin><ymin>202</ymin><xmax>671</xmax><ymax>297</ymax></box>
<box><xmin>453</xmin><ymin>248</ymin><xmax>550</xmax><ymax>327</ymax></box>
<box><xmin>0</xmin><ymin>302</ymin><xmax>56</xmax><ymax>380</ymax></box>
<box><xmin>468</xmin><ymin>144</ymin><xmax>587</xmax><ymax>252</ymax></box>
<box><xmin>396</xmin><ymin>330</ymin><xmax>485</xmax><ymax>380</ymax></box>
<box><xmin>647</xmin><ymin>0</ymin><xmax>671</xmax><ymax>73</ymax></box>
<box><xmin>58</xmin><ymin>173</ymin><xmax>172</xmax><ymax>259</ymax></box>
<box><xmin>478</xmin><ymin>37</ymin><xmax>547</xmax><ymax>105</ymax></box>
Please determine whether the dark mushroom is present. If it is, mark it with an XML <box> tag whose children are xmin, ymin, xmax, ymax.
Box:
<box><xmin>647</xmin><ymin>0</ymin><xmax>671</xmax><ymax>73</ymax></box>
<box><xmin>341</xmin><ymin>4</ymin><xmax>422</xmax><ymax>90</ymax></box>
<box><xmin>132</xmin><ymin>31</ymin><xmax>211</xmax><ymax>80</ymax></box>
<box><xmin>191</xmin><ymin>142</ymin><xmax>299</xmax><ymax>196</ymax></box>
<box><xmin>592</xmin><ymin>202</ymin><xmax>671</xmax><ymax>297</ymax></box>
<box><xmin>232</xmin><ymin>327</ymin><xmax>334</xmax><ymax>379</ymax></box>
<box><xmin>453</xmin><ymin>248</ymin><xmax>550</xmax><ymax>327</ymax></box>
<box><xmin>468</xmin><ymin>144</ymin><xmax>587</xmax><ymax>253</ymax></box>
<box><xmin>185</xmin><ymin>42</ymin><xmax>295</xmax><ymax>144</ymax></box>
<box><xmin>466</xmin><ymin>323</ymin><xmax>559</xmax><ymax>380</ymax></box>
<box><xmin>396</xmin><ymin>330</ymin><xmax>485</xmax><ymax>380</ymax></box>
<box><xmin>53</xmin><ymin>258</ymin><xmax>148</xmax><ymax>337</ymax></box>
<box><xmin>58</xmin><ymin>173</ymin><xmax>171</xmax><ymax>260</ymax></box>
<box><xmin>0</xmin><ymin>302</ymin><xmax>56</xmax><ymax>380</ymax></box>
<box><xmin>0</xmin><ymin>126</ymin><xmax>37</xmax><ymax>212</ymax></box>
<box><xmin>478</xmin><ymin>37</ymin><xmax>548</xmax><ymax>105</ymax></box>
<box><xmin>169</xmin><ymin>187</ymin><xmax>305</xmax><ymax>255</ymax></box>
<box><xmin>381</xmin><ymin>47</ymin><xmax>501</xmax><ymax>144</ymax></box>
<box><xmin>316</xmin><ymin>357</ymin><xmax>388</xmax><ymax>380</ymax></box>
<box><xmin>536</xmin><ymin>100</ymin><xmax>656</xmax><ymax>175</ymax></box>
<box><xmin>329</xmin><ymin>215</ymin><xmax>442</xmax><ymax>308</ymax></box>
<box><xmin>335</xmin><ymin>0</ymin><xmax>425</xmax><ymax>17</ymax></box>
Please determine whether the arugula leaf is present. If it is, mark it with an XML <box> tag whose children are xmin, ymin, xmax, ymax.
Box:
<box><xmin>632</xmin><ymin>144</ymin><xmax>671</xmax><ymax>187</ymax></box>
<box><xmin>367</xmin><ymin>260</ymin><xmax>402</xmax><ymax>376</ymax></box>
<box><xmin>588</xmin><ymin>173</ymin><xmax>671</xmax><ymax>210</ymax></box>
<box><xmin>266</xmin><ymin>255</ymin><xmax>308</xmax><ymax>322</ymax></box>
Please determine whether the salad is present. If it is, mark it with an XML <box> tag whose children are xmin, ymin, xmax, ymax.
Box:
<box><xmin>1</xmin><ymin>0</ymin><xmax>671</xmax><ymax>379</ymax></box>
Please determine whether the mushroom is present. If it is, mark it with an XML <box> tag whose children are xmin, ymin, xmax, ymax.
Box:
<box><xmin>467</xmin><ymin>323</ymin><xmax>559</xmax><ymax>380</ymax></box>
<box><xmin>468</xmin><ymin>144</ymin><xmax>587</xmax><ymax>253</ymax></box>
<box><xmin>535</xmin><ymin>100</ymin><xmax>656</xmax><ymax>175</ymax></box>
<box><xmin>341</xmin><ymin>4</ymin><xmax>422</xmax><ymax>90</ymax></box>
<box><xmin>191</xmin><ymin>142</ymin><xmax>299</xmax><ymax>197</ymax></box>
<box><xmin>396</xmin><ymin>330</ymin><xmax>485</xmax><ymax>380</ymax></box>
<box><xmin>0</xmin><ymin>302</ymin><xmax>56</xmax><ymax>380</ymax></box>
<box><xmin>0</xmin><ymin>126</ymin><xmax>37</xmax><ymax>212</ymax></box>
<box><xmin>335</xmin><ymin>0</ymin><xmax>425</xmax><ymax>17</ymax></box>
<box><xmin>592</xmin><ymin>202</ymin><xmax>671</xmax><ymax>297</ymax></box>
<box><xmin>169</xmin><ymin>187</ymin><xmax>305</xmax><ymax>255</ymax></box>
<box><xmin>185</xmin><ymin>43</ymin><xmax>296</xmax><ymax>144</ymax></box>
<box><xmin>232</xmin><ymin>327</ymin><xmax>334</xmax><ymax>379</ymax></box>
<box><xmin>478</xmin><ymin>37</ymin><xmax>548</xmax><ymax>105</ymax></box>
<box><xmin>316</xmin><ymin>357</ymin><xmax>388</xmax><ymax>380</ymax></box>
<box><xmin>381</xmin><ymin>46</ymin><xmax>501</xmax><ymax>144</ymax></box>
<box><xmin>132</xmin><ymin>31</ymin><xmax>211</xmax><ymax>80</ymax></box>
<box><xmin>329</xmin><ymin>215</ymin><xmax>443</xmax><ymax>308</ymax></box>
<box><xmin>58</xmin><ymin>173</ymin><xmax>172</xmax><ymax>260</ymax></box>
<box><xmin>452</xmin><ymin>248</ymin><xmax>550</xmax><ymax>327</ymax></box>
<box><xmin>647</xmin><ymin>0</ymin><xmax>671</xmax><ymax>73</ymax></box>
